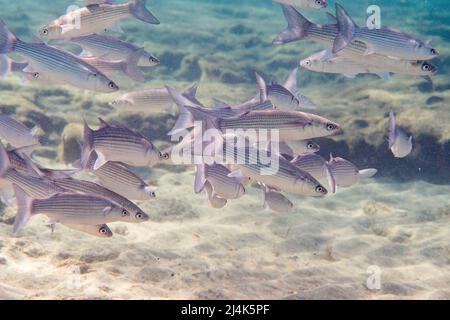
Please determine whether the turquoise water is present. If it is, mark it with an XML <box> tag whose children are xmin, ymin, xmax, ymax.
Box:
<box><xmin>0</xmin><ymin>0</ymin><xmax>449</xmax><ymax>300</ymax></box>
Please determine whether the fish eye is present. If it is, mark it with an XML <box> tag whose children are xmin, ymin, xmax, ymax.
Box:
<box><xmin>315</xmin><ymin>186</ymin><xmax>326</xmax><ymax>193</ymax></box>
<box><xmin>150</xmin><ymin>191</ymin><xmax>156</xmax><ymax>197</ymax></box>
<box><xmin>108</xmin><ymin>81</ymin><xmax>117</xmax><ymax>89</ymax></box>
<box><xmin>326</xmin><ymin>123</ymin><xmax>337</xmax><ymax>131</ymax></box>
<box><xmin>316</xmin><ymin>0</ymin><xmax>322</xmax><ymax>4</ymax></box>
<box><xmin>422</xmin><ymin>63</ymin><xmax>430</xmax><ymax>71</ymax></box>
<box><xmin>307</xmin><ymin>143</ymin><xmax>315</xmax><ymax>149</ymax></box>
<box><xmin>136</xmin><ymin>212</ymin><xmax>145</xmax><ymax>220</ymax></box>
<box><xmin>430</xmin><ymin>48</ymin><xmax>437</xmax><ymax>55</ymax></box>
<box><xmin>42</xmin><ymin>28</ymin><xmax>48</xmax><ymax>35</ymax></box>
<box><xmin>162</xmin><ymin>153</ymin><xmax>170</xmax><ymax>160</ymax></box>
<box><xmin>99</xmin><ymin>227</ymin><xmax>108</xmax><ymax>234</ymax></box>
<box><xmin>122</xmin><ymin>209</ymin><xmax>129</xmax><ymax>217</ymax></box>
<box><xmin>33</xmin><ymin>72</ymin><xmax>40</xmax><ymax>78</ymax></box>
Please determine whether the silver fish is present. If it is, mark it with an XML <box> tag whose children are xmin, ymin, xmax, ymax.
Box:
<box><xmin>328</xmin><ymin>154</ymin><xmax>377</xmax><ymax>188</ymax></box>
<box><xmin>291</xmin><ymin>153</ymin><xmax>336</xmax><ymax>193</ymax></box>
<box><xmin>77</xmin><ymin>154</ymin><xmax>157</xmax><ymax>201</ymax></box>
<box><xmin>273</xmin><ymin>0</ymin><xmax>327</xmax><ymax>10</ymax></box>
<box><xmin>333</xmin><ymin>4</ymin><xmax>438</xmax><ymax>60</ymax></box>
<box><xmin>262</xmin><ymin>187</ymin><xmax>294</xmax><ymax>213</ymax></box>
<box><xmin>195</xmin><ymin>163</ymin><xmax>245</xmax><ymax>200</ymax></box>
<box><xmin>79</xmin><ymin>49</ymin><xmax>145</xmax><ymax>82</ymax></box>
<box><xmin>52</xmin><ymin>178</ymin><xmax>149</xmax><ymax>223</ymax></box>
<box><xmin>203</xmin><ymin>181</ymin><xmax>227</xmax><ymax>209</ymax></box>
<box><xmin>255</xmin><ymin>69</ymin><xmax>316</xmax><ymax>109</ymax></box>
<box><xmin>81</xmin><ymin>118</ymin><xmax>164</xmax><ymax>170</ymax></box>
<box><xmin>300</xmin><ymin>50</ymin><xmax>438</xmax><ymax>79</ymax></box>
<box><xmin>0</xmin><ymin>115</ymin><xmax>40</xmax><ymax>148</ymax></box>
<box><xmin>389</xmin><ymin>111</ymin><xmax>413</xmax><ymax>158</ymax></box>
<box><xmin>61</xmin><ymin>223</ymin><xmax>113</xmax><ymax>238</ymax></box>
<box><xmin>273</xmin><ymin>5</ymin><xmax>438</xmax><ymax>62</ymax></box>
<box><xmin>109</xmin><ymin>83</ymin><xmax>199</xmax><ymax>115</ymax></box>
<box><xmin>49</xmin><ymin>34</ymin><xmax>159</xmax><ymax>67</ymax></box>
<box><xmin>40</xmin><ymin>0</ymin><xmax>159</xmax><ymax>40</ymax></box>
<box><xmin>12</xmin><ymin>186</ymin><xmax>134</xmax><ymax>234</ymax></box>
<box><xmin>186</xmin><ymin>106</ymin><xmax>342</xmax><ymax>142</ymax></box>
<box><xmin>0</xmin><ymin>20</ymin><xmax>119</xmax><ymax>92</ymax></box>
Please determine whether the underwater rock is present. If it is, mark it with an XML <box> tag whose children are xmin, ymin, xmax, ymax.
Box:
<box><xmin>26</xmin><ymin>111</ymin><xmax>68</xmax><ymax>135</ymax></box>
<box><xmin>229</xmin><ymin>24</ymin><xmax>253</xmax><ymax>35</ymax></box>
<box><xmin>177</xmin><ymin>56</ymin><xmax>202</xmax><ymax>82</ymax></box>
<box><xmin>0</xmin><ymin>104</ymin><xmax>18</xmax><ymax>115</ymax></box>
<box><xmin>426</xmin><ymin>96</ymin><xmax>444</xmax><ymax>106</ymax></box>
<box><xmin>60</xmin><ymin>123</ymin><xmax>83</xmax><ymax>164</ymax></box>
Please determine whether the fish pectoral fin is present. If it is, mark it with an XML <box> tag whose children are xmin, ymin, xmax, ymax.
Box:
<box><xmin>109</xmin><ymin>23</ymin><xmax>124</xmax><ymax>34</ymax></box>
<box><xmin>22</xmin><ymin>65</ymin><xmax>38</xmax><ymax>73</ymax></box>
<box><xmin>79</xmin><ymin>48</ymin><xmax>94</xmax><ymax>58</ymax></box>
<box><xmin>376</xmin><ymin>72</ymin><xmax>391</xmax><ymax>80</ymax></box>
<box><xmin>363</xmin><ymin>45</ymin><xmax>376</xmax><ymax>56</ymax></box>
<box><xmin>102</xmin><ymin>206</ymin><xmax>113</xmax><ymax>215</ymax></box>
<box><xmin>93</xmin><ymin>152</ymin><xmax>108</xmax><ymax>170</ymax></box>
<box><xmin>343</xmin><ymin>73</ymin><xmax>357</xmax><ymax>79</ymax></box>
<box><xmin>358</xmin><ymin>169</ymin><xmax>378</xmax><ymax>179</ymax></box>
<box><xmin>228</xmin><ymin>170</ymin><xmax>244</xmax><ymax>179</ymax></box>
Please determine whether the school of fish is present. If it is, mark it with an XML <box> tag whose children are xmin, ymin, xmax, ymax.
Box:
<box><xmin>0</xmin><ymin>1</ymin><xmax>434</xmax><ymax>237</ymax></box>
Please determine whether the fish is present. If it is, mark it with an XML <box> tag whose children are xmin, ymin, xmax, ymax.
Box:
<box><xmin>0</xmin><ymin>143</ymin><xmax>66</xmax><ymax>199</ymax></box>
<box><xmin>203</xmin><ymin>181</ymin><xmax>227</xmax><ymax>209</ymax></box>
<box><xmin>109</xmin><ymin>83</ymin><xmax>200</xmax><ymax>115</ymax></box>
<box><xmin>166</xmin><ymin>86</ymin><xmax>275</xmax><ymax>136</ymax></box>
<box><xmin>273</xmin><ymin>0</ymin><xmax>327</xmax><ymax>10</ymax></box>
<box><xmin>300</xmin><ymin>50</ymin><xmax>438</xmax><ymax>79</ymax></box>
<box><xmin>219</xmin><ymin>143</ymin><xmax>328</xmax><ymax>197</ymax></box>
<box><xmin>76</xmin><ymin>153</ymin><xmax>157</xmax><ymax>201</ymax></box>
<box><xmin>0</xmin><ymin>20</ymin><xmax>119</xmax><ymax>92</ymax></box>
<box><xmin>61</xmin><ymin>223</ymin><xmax>113</xmax><ymax>238</ymax></box>
<box><xmin>52</xmin><ymin>178</ymin><xmax>149</xmax><ymax>223</ymax></box>
<box><xmin>12</xmin><ymin>185</ymin><xmax>136</xmax><ymax>234</ymax></box>
<box><xmin>291</xmin><ymin>153</ymin><xmax>336</xmax><ymax>193</ymax></box>
<box><xmin>81</xmin><ymin>118</ymin><xmax>165</xmax><ymax>170</ymax></box>
<box><xmin>0</xmin><ymin>115</ymin><xmax>40</xmax><ymax>148</ymax></box>
<box><xmin>79</xmin><ymin>49</ymin><xmax>145</xmax><ymax>82</ymax></box>
<box><xmin>333</xmin><ymin>3</ymin><xmax>438</xmax><ymax>60</ymax></box>
<box><xmin>328</xmin><ymin>154</ymin><xmax>378</xmax><ymax>188</ymax></box>
<box><xmin>195</xmin><ymin>163</ymin><xmax>245</xmax><ymax>199</ymax></box>
<box><xmin>40</xmin><ymin>0</ymin><xmax>160</xmax><ymax>40</ymax></box>
<box><xmin>185</xmin><ymin>106</ymin><xmax>342</xmax><ymax>142</ymax></box>
<box><xmin>389</xmin><ymin>111</ymin><xmax>413</xmax><ymax>158</ymax></box>
<box><xmin>262</xmin><ymin>186</ymin><xmax>294</xmax><ymax>213</ymax></box>
<box><xmin>255</xmin><ymin>69</ymin><xmax>317</xmax><ymax>110</ymax></box>
<box><xmin>48</xmin><ymin>33</ymin><xmax>159</xmax><ymax>67</ymax></box>
<box><xmin>273</xmin><ymin>6</ymin><xmax>438</xmax><ymax>63</ymax></box>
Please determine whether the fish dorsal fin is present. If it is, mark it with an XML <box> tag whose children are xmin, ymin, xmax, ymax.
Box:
<box><xmin>388</xmin><ymin>110</ymin><xmax>397</xmax><ymax>149</ymax></box>
<box><xmin>254</xmin><ymin>72</ymin><xmax>268</xmax><ymax>103</ymax></box>
<box><xmin>333</xmin><ymin>4</ymin><xmax>358</xmax><ymax>53</ymax></box>
<box><xmin>98</xmin><ymin>117</ymin><xmax>110</xmax><ymax>129</ymax></box>
<box><xmin>283</xmin><ymin>68</ymin><xmax>298</xmax><ymax>93</ymax></box>
<box><xmin>212</xmin><ymin>98</ymin><xmax>232</xmax><ymax>109</ymax></box>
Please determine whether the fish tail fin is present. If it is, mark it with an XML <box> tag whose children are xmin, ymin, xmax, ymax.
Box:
<box><xmin>0</xmin><ymin>142</ymin><xmax>11</xmax><ymax>177</ymax></box>
<box><xmin>129</xmin><ymin>0</ymin><xmax>160</xmax><ymax>25</ymax></box>
<box><xmin>254</xmin><ymin>72</ymin><xmax>268</xmax><ymax>103</ymax></box>
<box><xmin>0</xmin><ymin>19</ymin><xmax>18</xmax><ymax>54</ymax></box>
<box><xmin>166</xmin><ymin>85</ymin><xmax>196</xmax><ymax>136</ymax></box>
<box><xmin>388</xmin><ymin>110</ymin><xmax>397</xmax><ymax>148</ymax></box>
<box><xmin>272</xmin><ymin>5</ymin><xmax>312</xmax><ymax>45</ymax></box>
<box><xmin>0</xmin><ymin>54</ymin><xmax>12</xmax><ymax>77</ymax></box>
<box><xmin>80</xmin><ymin>120</ymin><xmax>94</xmax><ymax>169</ymax></box>
<box><xmin>194</xmin><ymin>164</ymin><xmax>207</xmax><ymax>194</ymax></box>
<box><xmin>124</xmin><ymin>48</ymin><xmax>145</xmax><ymax>82</ymax></box>
<box><xmin>358</xmin><ymin>169</ymin><xmax>378</xmax><ymax>179</ymax></box>
<box><xmin>333</xmin><ymin>3</ymin><xmax>357</xmax><ymax>53</ymax></box>
<box><xmin>12</xmin><ymin>185</ymin><xmax>35</xmax><ymax>234</ymax></box>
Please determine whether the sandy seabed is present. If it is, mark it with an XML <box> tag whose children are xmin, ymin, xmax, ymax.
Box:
<box><xmin>1</xmin><ymin>167</ymin><xmax>449</xmax><ymax>300</ymax></box>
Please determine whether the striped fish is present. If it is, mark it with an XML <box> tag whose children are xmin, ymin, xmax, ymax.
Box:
<box><xmin>109</xmin><ymin>83</ymin><xmax>200</xmax><ymax>114</ymax></box>
<box><xmin>187</xmin><ymin>107</ymin><xmax>342</xmax><ymax>142</ymax></box>
<box><xmin>49</xmin><ymin>34</ymin><xmax>159</xmax><ymax>67</ymax></box>
<box><xmin>273</xmin><ymin>0</ymin><xmax>327</xmax><ymax>9</ymax></box>
<box><xmin>79</xmin><ymin>49</ymin><xmax>145</xmax><ymax>82</ymax></box>
<box><xmin>300</xmin><ymin>50</ymin><xmax>438</xmax><ymax>79</ymax></box>
<box><xmin>40</xmin><ymin>0</ymin><xmax>159</xmax><ymax>40</ymax></box>
<box><xmin>0</xmin><ymin>20</ymin><xmax>119</xmax><ymax>92</ymax></box>
<box><xmin>0</xmin><ymin>115</ymin><xmax>40</xmax><ymax>148</ymax></box>
<box><xmin>203</xmin><ymin>181</ymin><xmax>227</xmax><ymax>209</ymax></box>
<box><xmin>256</xmin><ymin>69</ymin><xmax>316</xmax><ymax>110</ymax></box>
<box><xmin>81</xmin><ymin>118</ymin><xmax>164</xmax><ymax>170</ymax></box>
<box><xmin>291</xmin><ymin>153</ymin><xmax>335</xmax><ymax>193</ymax></box>
<box><xmin>195</xmin><ymin>163</ymin><xmax>245</xmax><ymax>200</ymax></box>
<box><xmin>273</xmin><ymin>5</ymin><xmax>438</xmax><ymax>61</ymax></box>
<box><xmin>12</xmin><ymin>186</ymin><xmax>134</xmax><ymax>234</ymax></box>
<box><xmin>328</xmin><ymin>154</ymin><xmax>377</xmax><ymax>188</ymax></box>
<box><xmin>333</xmin><ymin>4</ymin><xmax>438</xmax><ymax>60</ymax></box>
<box><xmin>79</xmin><ymin>154</ymin><xmax>156</xmax><ymax>201</ymax></box>
<box><xmin>53</xmin><ymin>178</ymin><xmax>149</xmax><ymax>223</ymax></box>
<box><xmin>389</xmin><ymin>111</ymin><xmax>413</xmax><ymax>158</ymax></box>
<box><xmin>61</xmin><ymin>223</ymin><xmax>113</xmax><ymax>238</ymax></box>
<box><xmin>220</xmin><ymin>145</ymin><xmax>328</xmax><ymax>197</ymax></box>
